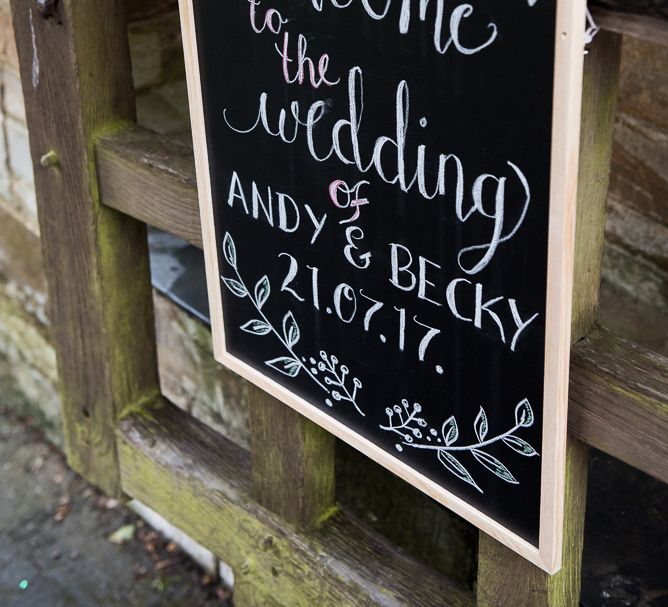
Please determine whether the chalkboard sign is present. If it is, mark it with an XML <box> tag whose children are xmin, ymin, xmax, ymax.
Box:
<box><xmin>179</xmin><ymin>0</ymin><xmax>586</xmax><ymax>573</ymax></box>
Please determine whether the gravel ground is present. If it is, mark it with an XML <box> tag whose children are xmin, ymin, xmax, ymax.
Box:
<box><xmin>0</xmin><ymin>408</ymin><xmax>232</xmax><ymax>607</ymax></box>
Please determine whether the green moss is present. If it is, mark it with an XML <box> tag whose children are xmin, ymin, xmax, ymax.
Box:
<box><xmin>91</xmin><ymin>120</ymin><xmax>136</xmax><ymax>145</ymax></box>
<box><xmin>118</xmin><ymin>417</ymin><xmax>474</xmax><ymax>607</ymax></box>
<box><xmin>118</xmin><ymin>392</ymin><xmax>163</xmax><ymax>422</ymax></box>
<box><xmin>313</xmin><ymin>504</ymin><xmax>340</xmax><ymax>530</ymax></box>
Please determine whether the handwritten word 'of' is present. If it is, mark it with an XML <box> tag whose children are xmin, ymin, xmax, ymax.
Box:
<box><xmin>329</xmin><ymin>180</ymin><xmax>370</xmax><ymax>224</ymax></box>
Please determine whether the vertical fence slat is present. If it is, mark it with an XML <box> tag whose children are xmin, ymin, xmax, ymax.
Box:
<box><xmin>248</xmin><ymin>386</ymin><xmax>336</xmax><ymax>529</ymax></box>
<box><xmin>241</xmin><ymin>390</ymin><xmax>336</xmax><ymax>605</ymax></box>
<box><xmin>570</xmin><ymin>32</ymin><xmax>624</xmax><ymax>343</ymax></box>
<box><xmin>10</xmin><ymin>0</ymin><xmax>160</xmax><ymax>496</ymax></box>
<box><xmin>477</xmin><ymin>30</ymin><xmax>623</xmax><ymax>607</ymax></box>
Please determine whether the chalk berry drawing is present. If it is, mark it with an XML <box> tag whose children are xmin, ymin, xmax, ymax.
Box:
<box><xmin>380</xmin><ymin>398</ymin><xmax>539</xmax><ymax>493</ymax></box>
<box><xmin>221</xmin><ymin>231</ymin><xmax>364</xmax><ymax>416</ymax></box>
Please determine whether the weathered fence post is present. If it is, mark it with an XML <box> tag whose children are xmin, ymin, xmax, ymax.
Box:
<box><xmin>10</xmin><ymin>0</ymin><xmax>159</xmax><ymax>496</ymax></box>
<box><xmin>248</xmin><ymin>386</ymin><xmax>336</xmax><ymax>529</ymax></box>
<box><xmin>477</xmin><ymin>30</ymin><xmax>623</xmax><ymax>607</ymax></box>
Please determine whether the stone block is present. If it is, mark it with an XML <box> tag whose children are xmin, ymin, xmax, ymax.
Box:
<box><xmin>129</xmin><ymin>28</ymin><xmax>164</xmax><ymax>90</ymax></box>
<box><xmin>614</xmin><ymin>114</ymin><xmax>668</xmax><ymax>188</ymax></box>
<box><xmin>130</xmin><ymin>500</ymin><xmax>219</xmax><ymax>575</ymax></box>
<box><xmin>601</xmin><ymin>241</ymin><xmax>668</xmax><ymax>315</ymax></box>
<box><xmin>136</xmin><ymin>80</ymin><xmax>190</xmax><ymax>140</ymax></box>
<box><xmin>5</xmin><ymin>116</ymin><xmax>33</xmax><ymax>185</ymax></box>
<box><xmin>0</xmin><ymin>2</ymin><xmax>19</xmax><ymax>70</ymax></box>
<box><xmin>3</xmin><ymin>65</ymin><xmax>26</xmax><ymax>123</ymax></box>
<box><xmin>0</xmin><ymin>283</ymin><xmax>60</xmax><ymax>441</ymax></box>
<box><xmin>606</xmin><ymin>198</ymin><xmax>668</xmax><ymax>273</ymax></box>
<box><xmin>0</xmin><ymin>205</ymin><xmax>47</xmax><ymax>302</ymax></box>
<box><xmin>618</xmin><ymin>36</ymin><xmax>668</xmax><ymax>131</ymax></box>
<box><xmin>10</xmin><ymin>177</ymin><xmax>39</xmax><ymax>235</ymax></box>
<box><xmin>610</xmin><ymin>136</ymin><xmax>668</xmax><ymax>227</ymax></box>
<box><xmin>128</xmin><ymin>0</ymin><xmax>178</xmax><ymax>22</ymax></box>
<box><xmin>0</xmin><ymin>101</ymin><xmax>11</xmax><ymax>201</ymax></box>
<box><xmin>599</xmin><ymin>278</ymin><xmax>668</xmax><ymax>356</ymax></box>
<box><xmin>153</xmin><ymin>291</ymin><xmax>250</xmax><ymax>449</ymax></box>
<box><xmin>129</xmin><ymin>11</ymin><xmax>185</xmax><ymax>91</ymax></box>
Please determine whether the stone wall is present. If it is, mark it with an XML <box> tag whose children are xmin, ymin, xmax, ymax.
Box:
<box><xmin>0</xmin><ymin>4</ymin><xmax>665</xmax><ymax>452</ymax></box>
<box><xmin>0</xmin><ymin>0</ymin><xmax>58</xmax><ymax>441</ymax></box>
<box><xmin>600</xmin><ymin>35</ymin><xmax>668</xmax><ymax>354</ymax></box>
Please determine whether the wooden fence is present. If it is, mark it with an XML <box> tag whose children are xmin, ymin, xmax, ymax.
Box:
<box><xmin>9</xmin><ymin>1</ymin><xmax>667</xmax><ymax>605</ymax></box>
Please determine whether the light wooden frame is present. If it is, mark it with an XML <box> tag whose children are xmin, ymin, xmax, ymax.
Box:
<box><xmin>178</xmin><ymin>0</ymin><xmax>587</xmax><ymax>573</ymax></box>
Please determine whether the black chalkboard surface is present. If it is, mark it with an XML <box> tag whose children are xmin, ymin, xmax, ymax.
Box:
<box><xmin>180</xmin><ymin>0</ymin><xmax>586</xmax><ymax>572</ymax></box>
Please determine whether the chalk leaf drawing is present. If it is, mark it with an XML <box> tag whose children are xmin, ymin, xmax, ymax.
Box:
<box><xmin>221</xmin><ymin>232</ymin><xmax>364</xmax><ymax>416</ymax></box>
<box><xmin>380</xmin><ymin>398</ymin><xmax>539</xmax><ymax>493</ymax></box>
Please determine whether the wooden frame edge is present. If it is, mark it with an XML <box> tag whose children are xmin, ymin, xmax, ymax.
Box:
<box><xmin>178</xmin><ymin>0</ymin><xmax>227</xmax><ymax>358</ymax></box>
<box><xmin>538</xmin><ymin>0</ymin><xmax>587</xmax><ymax>574</ymax></box>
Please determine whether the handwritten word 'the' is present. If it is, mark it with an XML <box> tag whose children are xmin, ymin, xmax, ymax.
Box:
<box><xmin>248</xmin><ymin>0</ymin><xmax>339</xmax><ymax>89</ymax></box>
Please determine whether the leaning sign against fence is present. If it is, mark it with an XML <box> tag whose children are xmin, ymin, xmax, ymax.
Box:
<box><xmin>179</xmin><ymin>0</ymin><xmax>586</xmax><ymax>572</ymax></box>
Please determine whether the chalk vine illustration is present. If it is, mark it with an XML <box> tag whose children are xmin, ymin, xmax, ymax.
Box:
<box><xmin>380</xmin><ymin>398</ymin><xmax>539</xmax><ymax>493</ymax></box>
<box><xmin>221</xmin><ymin>231</ymin><xmax>364</xmax><ymax>416</ymax></box>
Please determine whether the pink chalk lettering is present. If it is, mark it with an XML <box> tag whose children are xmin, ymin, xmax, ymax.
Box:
<box><xmin>329</xmin><ymin>179</ymin><xmax>370</xmax><ymax>224</ymax></box>
<box><xmin>276</xmin><ymin>32</ymin><xmax>340</xmax><ymax>88</ymax></box>
<box><xmin>248</xmin><ymin>0</ymin><xmax>286</xmax><ymax>35</ymax></box>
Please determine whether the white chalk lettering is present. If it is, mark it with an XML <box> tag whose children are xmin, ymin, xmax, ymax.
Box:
<box><xmin>223</xmin><ymin>66</ymin><xmax>531</xmax><ymax>273</ymax></box>
<box><xmin>227</xmin><ymin>171</ymin><xmax>328</xmax><ymax>243</ymax></box>
<box><xmin>310</xmin><ymin>0</ymin><xmax>498</xmax><ymax>57</ymax></box>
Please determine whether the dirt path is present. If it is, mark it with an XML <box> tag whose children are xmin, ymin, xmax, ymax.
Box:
<box><xmin>0</xmin><ymin>409</ymin><xmax>231</xmax><ymax>607</ymax></box>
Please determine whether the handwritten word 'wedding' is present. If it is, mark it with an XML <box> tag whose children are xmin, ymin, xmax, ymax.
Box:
<box><xmin>224</xmin><ymin>65</ymin><xmax>531</xmax><ymax>276</ymax></box>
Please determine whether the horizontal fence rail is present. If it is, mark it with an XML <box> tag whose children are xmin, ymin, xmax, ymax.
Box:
<box><xmin>96</xmin><ymin>125</ymin><xmax>668</xmax><ymax>486</ymax></box>
<box><xmin>591</xmin><ymin>7</ymin><xmax>668</xmax><ymax>46</ymax></box>
<box><xmin>118</xmin><ymin>399</ymin><xmax>475</xmax><ymax>607</ymax></box>
<box><xmin>96</xmin><ymin>126</ymin><xmax>202</xmax><ymax>248</ymax></box>
<box><xmin>569</xmin><ymin>325</ymin><xmax>668</xmax><ymax>484</ymax></box>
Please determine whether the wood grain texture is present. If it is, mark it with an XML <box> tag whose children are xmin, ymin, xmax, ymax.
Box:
<box><xmin>477</xmin><ymin>29</ymin><xmax>622</xmax><ymax>605</ymax></box>
<box><xmin>95</xmin><ymin>126</ymin><xmax>202</xmax><ymax>248</ymax></box>
<box><xmin>569</xmin><ymin>325</ymin><xmax>668</xmax><ymax>483</ymax></box>
<box><xmin>10</xmin><ymin>0</ymin><xmax>159</xmax><ymax>496</ymax></box>
<box><xmin>97</xmin><ymin>126</ymin><xmax>667</xmax><ymax>482</ymax></box>
<box><xmin>594</xmin><ymin>7</ymin><xmax>668</xmax><ymax>46</ymax></box>
<box><xmin>572</xmin><ymin>31</ymin><xmax>624</xmax><ymax>343</ymax></box>
<box><xmin>248</xmin><ymin>384</ymin><xmax>336</xmax><ymax>529</ymax></box>
<box><xmin>118</xmin><ymin>401</ymin><xmax>475</xmax><ymax>607</ymax></box>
